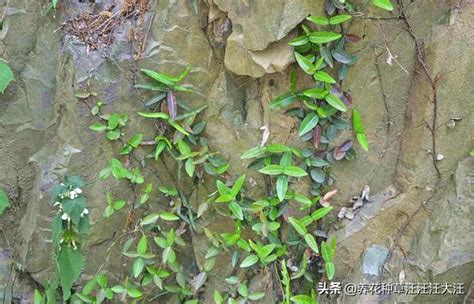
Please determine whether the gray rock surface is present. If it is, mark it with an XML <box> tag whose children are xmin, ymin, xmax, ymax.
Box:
<box><xmin>0</xmin><ymin>0</ymin><xmax>472</xmax><ymax>303</ymax></box>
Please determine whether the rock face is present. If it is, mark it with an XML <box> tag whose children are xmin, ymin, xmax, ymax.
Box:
<box><xmin>214</xmin><ymin>0</ymin><xmax>322</xmax><ymax>76</ymax></box>
<box><xmin>0</xmin><ymin>0</ymin><xmax>473</xmax><ymax>303</ymax></box>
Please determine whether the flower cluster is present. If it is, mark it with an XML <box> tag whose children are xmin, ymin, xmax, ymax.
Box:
<box><xmin>57</xmin><ymin>184</ymin><xmax>83</xmax><ymax>200</ymax></box>
<box><xmin>53</xmin><ymin>186</ymin><xmax>88</xmax><ymax>221</ymax></box>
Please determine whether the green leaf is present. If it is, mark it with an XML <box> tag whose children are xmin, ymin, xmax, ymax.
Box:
<box><xmin>372</xmin><ymin>0</ymin><xmax>394</xmax><ymax>11</ymax></box>
<box><xmin>304</xmin><ymin>234</ymin><xmax>319</xmax><ymax>254</ymax></box>
<box><xmin>215</xmin><ymin>194</ymin><xmax>234</xmax><ymax>203</ymax></box>
<box><xmin>0</xmin><ymin>190</ymin><xmax>10</xmax><ymax>216</ymax></box>
<box><xmin>238</xmin><ymin>283</ymin><xmax>249</xmax><ymax>298</ymax></box>
<box><xmin>240</xmin><ymin>146</ymin><xmax>266</xmax><ymax>159</ymax></box>
<box><xmin>96</xmin><ymin>274</ymin><xmax>108</xmax><ymax>288</ymax></box>
<box><xmin>325</xmin><ymin>261</ymin><xmax>335</xmax><ymax>280</ymax></box>
<box><xmin>353</xmin><ymin>109</ymin><xmax>369</xmax><ymax>151</ymax></box>
<box><xmin>267</xmin><ymin>144</ymin><xmax>292</xmax><ymax>153</ymax></box>
<box><xmin>138</xmin><ymin>112</ymin><xmax>170</xmax><ymax>119</ymax></box>
<box><xmin>294</xmin><ymin>193</ymin><xmax>312</xmax><ymax>206</ymax></box>
<box><xmin>103</xmin><ymin>205</ymin><xmax>114</xmax><ymax>217</ymax></box>
<box><xmin>177</xmin><ymin>139</ymin><xmax>192</xmax><ymax>156</ymax></box>
<box><xmin>294</xmin><ymin>52</ymin><xmax>316</xmax><ymax>75</ymax></box>
<box><xmin>290</xmin><ymin>295</ymin><xmax>314</xmax><ymax>304</ymax></box>
<box><xmin>154</xmin><ymin>236</ymin><xmax>168</xmax><ymax>249</ymax></box>
<box><xmin>75</xmin><ymin>92</ymin><xmax>91</xmax><ymax>99</ymax></box>
<box><xmin>214</xmin><ymin>289</ymin><xmax>224</xmax><ymax>304</ymax></box>
<box><xmin>256</xmin><ymin>244</ymin><xmax>275</xmax><ymax>259</ymax></box>
<box><xmin>269</xmin><ymin>92</ymin><xmax>299</xmax><ymax>109</ymax></box>
<box><xmin>280</xmin><ymin>151</ymin><xmax>292</xmax><ymax>167</ymax></box>
<box><xmin>303</xmin><ymin>88</ymin><xmax>328</xmax><ymax>99</ymax></box>
<box><xmin>325</xmin><ymin>94</ymin><xmax>347</xmax><ymax>112</ymax></box>
<box><xmin>300</xmin><ymin>215</ymin><xmax>313</xmax><ymax>227</ymax></box>
<box><xmin>249</xmin><ymin>292</ymin><xmax>265</xmax><ymax>301</ymax></box>
<box><xmin>306</xmin><ymin>15</ymin><xmax>329</xmax><ymax>25</ymax></box>
<box><xmin>288</xmin><ymin>35</ymin><xmax>309</xmax><ymax>46</ymax></box>
<box><xmin>356</xmin><ymin>133</ymin><xmax>369</xmax><ymax>151</ymax></box>
<box><xmin>158</xmin><ymin>185</ymin><xmax>178</xmax><ymax>196</ymax></box>
<box><xmin>352</xmin><ymin>109</ymin><xmax>365</xmax><ymax>133</ymax></box>
<box><xmin>230</xmin><ymin>175</ymin><xmax>246</xmax><ymax>197</ymax></box>
<box><xmin>216</xmin><ymin>180</ymin><xmax>230</xmax><ymax>196</ymax></box>
<box><xmin>82</xmin><ymin>279</ymin><xmax>97</xmax><ymax>295</ymax></box>
<box><xmin>329</xmin><ymin>14</ymin><xmax>352</xmax><ymax>25</ymax></box>
<box><xmin>169</xmin><ymin>121</ymin><xmax>190</xmax><ymax>135</ymax></box>
<box><xmin>225</xmin><ymin>276</ymin><xmax>240</xmax><ymax>284</ymax></box>
<box><xmin>57</xmin><ymin>245</ymin><xmax>84</xmax><ymax>300</ymax></box>
<box><xmin>314</xmin><ymin>71</ymin><xmax>336</xmax><ymax>84</ymax></box>
<box><xmin>276</xmin><ymin>175</ymin><xmax>288</xmax><ymax>202</ymax></box>
<box><xmin>283</xmin><ymin>166</ymin><xmax>307</xmax><ymax>177</ymax></box>
<box><xmin>309</xmin><ymin>32</ymin><xmax>342</xmax><ymax>44</ymax></box>
<box><xmin>89</xmin><ymin>123</ymin><xmax>107</xmax><ymax>132</ymax></box>
<box><xmin>108</xmin><ymin>113</ymin><xmax>120</xmax><ymax>129</ymax></box>
<box><xmin>240</xmin><ymin>254</ymin><xmax>259</xmax><ymax>268</ymax></box>
<box><xmin>106</xmin><ymin>130</ymin><xmax>121</xmax><ymax>141</ymax></box>
<box><xmin>0</xmin><ymin>59</ymin><xmax>14</xmax><ymax>93</ymax></box>
<box><xmin>162</xmin><ymin>246</ymin><xmax>176</xmax><ymax>264</ymax></box>
<box><xmin>311</xmin><ymin>206</ymin><xmax>333</xmax><ymax>221</ymax></box>
<box><xmin>229</xmin><ymin>202</ymin><xmax>243</xmax><ymax>220</ymax></box>
<box><xmin>111</xmin><ymin>285</ymin><xmax>126</xmax><ymax>293</ymax></box>
<box><xmin>177</xmin><ymin>67</ymin><xmax>191</xmax><ymax>82</ymax></box>
<box><xmin>34</xmin><ymin>289</ymin><xmax>44</xmax><ymax>304</ymax></box>
<box><xmin>133</xmin><ymin>258</ymin><xmax>144</xmax><ymax>277</ymax></box>
<box><xmin>141</xmin><ymin>69</ymin><xmax>177</xmax><ymax>87</ymax></box>
<box><xmin>185</xmin><ymin>158</ymin><xmax>195</xmax><ymax>177</ymax></box>
<box><xmin>159</xmin><ymin>212</ymin><xmax>180</xmax><ymax>221</ymax></box>
<box><xmin>321</xmin><ymin>241</ymin><xmax>330</xmax><ymax>262</ymax></box>
<box><xmin>313</xmin><ymin>56</ymin><xmax>325</xmax><ymax>70</ymax></box>
<box><xmin>135</xmin><ymin>83</ymin><xmax>167</xmax><ymax>92</ymax></box>
<box><xmin>259</xmin><ymin>165</ymin><xmax>284</xmax><ymax>175</ymax></box>
<box><xmin>127</xmin><ymin>288</ymin><xmax>142</xmax><ymax>298</ymax></box>
<box><xmin>128</xmin><ymin>133</ymin><xmax>143</xmax><ymax>148</ymax></box>
<box><xmin>154</xmin><ymin>141</ymin><xmax>167</xmax><ymax>159</ymax></box>
<box><xmin>288</xmin><ymin>217</ymin><xmax>307</xmax><ymax>236</ymax></box>
<box><xmin>137</xmin><ymin>235</ymin><xmax>148</xmax><ymax>255</ymax></box>
<box><xmin>175</xmin><ymin>104</ymin><xmax>208</xmax><ymax>120</ymax></box>
<box><xmin>299</xmin><ymin>112</ymin><xmax>319</xmax><ymax>136</ymax></box>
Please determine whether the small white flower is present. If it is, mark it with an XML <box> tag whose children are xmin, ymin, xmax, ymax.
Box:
<box><xmin>61</xmin><ymin>213</ymin><xmax>70</xmax><ymax>221</ymax></box>
<box><xmin>75</xmin><ymin>188</ymin><xmax>82</xmax><ymax>194</ymax></box>
<box><xmin>54</xmin><ymin>201</ymin><xmax>61</xmax><ymax>207</ymax></box>
<box><xmin>69</xmin><ymin>191</ymin><xmax>78</xmax><ymax>199</ymax></box>
<box><xmin>80</xmin><ymin>208</ymin><xmax>89</xmax><ymax>217</ymax></box>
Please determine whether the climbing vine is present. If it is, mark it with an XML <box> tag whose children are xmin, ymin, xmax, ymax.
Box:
<box><xmin>32</xmin><ymin>0</ymin><xmax>394</xmax><ymax>303</ymax></box>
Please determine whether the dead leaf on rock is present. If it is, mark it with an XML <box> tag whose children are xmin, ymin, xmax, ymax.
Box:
<box><xmin>197</xmin><ymin>202</ymin><xmax>208</xmax><ymax>218</ymax></box>
<box><xmin>344</xmin><ymin>209</ymin><xmax>354</xmax><ymax>220</ymax></box>
<box><xmin>399</xmin><ymin>270</ymin><xmax>406</xmax><ymax>283</ymax></box>
<box><xmin>352</xmin><ymin>197</ymin><xmax>363</xmax><ymax>210</ymax></box>
<box><xmin>260</xmin><ymin>125</ymin><xmax>270</xmax><ymax>147</ymax></box>
<box><xmin>313</xmin><ymin>125</ymin><xmax>321</xmax><ymax>149</ymax></box>
<box><xmin>361</xmin><ymin>185</ymin><xmax>371</xmax><ymax>202</ymax></box>
<box><xmin>338</xmin><ymin>207</ymin><xmax>347</xmax><ymax>220</ymax></box>
<box><xmin>320</xmin><ymin>189</ymin><xmax>337</xmax><ymax>207</ymax></box>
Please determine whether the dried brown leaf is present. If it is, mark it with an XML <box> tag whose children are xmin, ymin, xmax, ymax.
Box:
<box><xmin>313</xmin><ymin>125</ymin><xmax>321</xmax><ymax>149</ymax></box>
<box><xmin>167</xmin><ymin>91</ymin><xmax>177</xmax><ymax>121</ymax></box>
